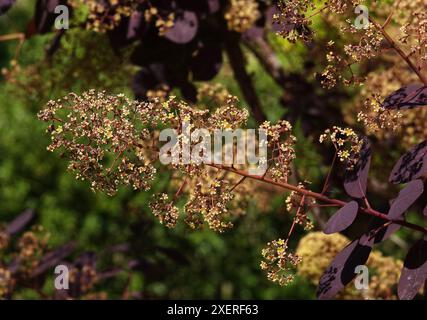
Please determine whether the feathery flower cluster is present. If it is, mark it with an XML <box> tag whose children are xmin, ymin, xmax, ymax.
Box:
<box><xmin>274</xmin><ymin>0</ymin><xmax>314</xmax><ymax>43</ymax></box>
<box><xmin>285</xmin><ymin>182</ymin><xmax>315</xmax><ymax>231</ymax></box>
<box><xmin>342</xmin><ymin>22</ymin><xmax>383</xmax><ymax>63</ymax></box>
<box><xmin>224</xmin><ymin>0</ymin><xmax>260</xmax><ymax>33</ymax></box>
<box><xmin>260</xmin><ymin>239</ymin><xmax>302</xmax><ymax>286</ymax></box>
<box><xmin>37</xmin><ymin>90</ymin><xmax>157</xmax><ymax>196</ymax></box>
<box><xmin>184</xmin><ymin>179</ymin><xmax>234</xmax><ymax>233</ymax></box>
<box><xmin>327</xmin><ymin>0</ymin><xmax>363</xmax><ymax>14</ymax></box>
<box><xmin>395</xmin><ymin>0</ymin><xmax>427</xmax><ymax>63</ymax></box>
<box><xmin>39</xmin><ymin>90</ymin><xmax>286</xmax><ymax>233</ymax></box>
<box><xmin>69</xmin><ymin>0</ymin><xmax>140</xmax><ymax>33</ymax></box>
<box><xmin>260</xmin><ymin>120</ymin><xmax>296</xmax><ymax>182</ymax></box>
<box><xmin>150</xmin><ymin>193</ymin><xmax>180</xmax><ymax>229</ymax></box>
<box><xmin>319</xmin><ymin>126</ymin><xmax>363</xmax><ymax>168</ymax></box>
<box><xmin>357</xmin><ymin>94</ymin><xmax>403</xmax><ymax>133</ymax></box>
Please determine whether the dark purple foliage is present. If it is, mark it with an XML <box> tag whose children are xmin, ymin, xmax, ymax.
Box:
<box><xmin>388</xmin><ymin>179</ymin><xmax>424</xmax><ymax>219</ymax></box>
<box><xmin>390</xmin><ymin>140</ymin><xmax>427</xmax><ymax>184</ymax></box>
<box><xmin>35</xmin><ymin>0</ymin><xmax>65</xmax><ymax>34</ymax></box>
<box><xmin>398</xmin><ymin>239</ymin><xmax>427</xmax><ymax>300</ymax></box>
<box><xmin>317</xmin><ymin>216</ymin><xmax>404</xmax><ymax>300</ymax></box>
<box><xmin>0</xmin><ymin>0</ymin><xmax>15</xmax><ymax>15</ymax></box>
<box><xmin>317</xmin><ymin>236</ymin><xmax>372</xmax><ymax>299</ymax></box>
<box><xmin>164</xmin><ymin>11</ymin><xmax>198</xmax><ymax>44</ymax></box>
<box><xmin>323</xmin><ymin>201</ymin><xmax>358</xmax><ymax>234</ymax></box>
<box><xmin>382</xmin><ymin>84</ymin><xmax>427</xmax><ymax>110</ymax></box>
<box><xmin>344</xmin><ymin>137</ymin><xmax>371</xmax><ymax>198</ymax></box>
<box><xmin>5</xmin><ymin>209</ymin><xmax>35</xmax><ymax>235</ymax></box>
<box><xmin>424</xmin><ymin>205</ymin><xmax>427</xmax><ymax>217</ymax></box>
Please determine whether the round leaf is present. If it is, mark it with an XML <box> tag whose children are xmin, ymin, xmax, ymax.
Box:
<box><xmin>323</xmin><ymin>201</ymin><xmax>359</xmax><ymax>234</ymax></box>
<box><xmin>398</xmin><ymin>239</ymin><xmax>427</xmax><ymax>300</ymax></box>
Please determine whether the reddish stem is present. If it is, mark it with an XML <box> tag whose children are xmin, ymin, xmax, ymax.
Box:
<box><xmin>207</xmin><ymin>163</ymin><xmax>427</xmax><ymax>235</ymax></box>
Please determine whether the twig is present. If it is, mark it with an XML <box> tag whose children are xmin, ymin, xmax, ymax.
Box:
<box><xmin>207</xmin><ymin>163</ymin><xmax>427</xmax><ymax>236</ymax></box>
<box><xmin>370</xmin><ymin>18</ymin><xmax>427</xmax><ymax>85</ymax></box>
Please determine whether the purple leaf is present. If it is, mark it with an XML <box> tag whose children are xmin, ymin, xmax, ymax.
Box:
<box><xmin>317</xmin><ymin>237</ymin><xmax>372</xmax><ymax>299</ymax></box>
<box><xmin>344</xmin><ymin>137</ymin><xmax>371</xmax><ymax>198</ymax></box>
<box><xmin>164</xmin><ymin>11</ymin><xmax>198</xmax><ymax>44</ymax></box>
<box><xmin>0</xmin><ymin>0</ymin><xmax>16</xmax><ymax>15</ymax></box>
<box><xmin>127</xmin><ymin>11</ymin><xmax>144</xmax><ymax>40</ymax></box>
<box><xmin>6</xmin><ymin>209</ymin><xmax>35</xmax><ymax>235</ymax></box>
<box><xmin>424</xmin><ymin>205</ymin><xmax>427</xmax><ymax>217</ymax></box>
<box><xmin>398</xmin><ymin>239</ymin><xmax>427</xmax><ymax>300</ymax></box>
<box><xmin>390</xmin><ymin>140</ymin><xmax>427</xmax><ymax>184</ymax></box>
<box><xmin>382</xmin><ymin>84</ymin><xmax>427</xmax><ymax>110</ymax></box>
<box><xmin>388</xmin><ymin>180</ymin><xmax>424</xmax><ymax>219</ymax></box>
<box><xmin>323</xmin><ymin>201</ymin><xmax>359</xmax><ymax>234</ymax></box>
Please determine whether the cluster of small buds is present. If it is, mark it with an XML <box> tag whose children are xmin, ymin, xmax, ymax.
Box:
<box><xmin>342</xmin><ymin>22</ymin><xmax>383</xmax><ymax>63</ymax></box>
<box><xmin>0</xmin><ymin>268</ymin><xmax>13</xmax><ymax>298</ymax></box>
<box><xmin>70</xmin><ymin>0</ymin><xmax>140</xmax><ymax>33</ymax></box>
<box><xmin>38</xmin><ymin>90</ymin><xmax>157</xmax><ymax>196</ymax></box>
<box><xmin>39</xmin><ymin>90</ymin><xmax>300</xmax><ymax>234</ymax></box>
<box><xmin>224</xmin><ymin>0</ymin><xmax>260</xmax><ymax>33</ymax></box>
<box><xmin>399</xmin><ymin>11</ymin><xmax>427</xmax><ymax>63</ymax></box>
<box><xmin>149</xmin><ymin>193</ymin><xmax>180</xmax><ymax>229</ymax></box>
<box><xmin>357</xmin><ymin>95</ymin><xmax>403</xmax><ymax>133</ymax></box>
<box><xmin>260</xmin><ymin>120</ymin><xmax>296</xmax><ymax>182</ymax></box>
<box><xmin>285</xmin><ymin>182</ymin><xmax>315</xmax><ymax>231</ymax></box>
<box><xmin>260</xmin><ymin>238</ymin><xmax>302</xmax><ymax>286</ymax></box>
<box><xmin>320</xmin><ymin>41</ymin><xmax>366</xmax><ymax>89</ymax></box>
<box><xmin>319</xmin><ymin>126</ymin><xmax>363</xmax><ymax>168</ymax></box>
<box><xmin>327</xmin><ymin>0</ymin><xmax>363</xmax><ymax>14</ymax></box>
<box><xmin>209</xmin><ymin>96</ymin><xmax>249</xmax><ymax>130</ymax></box>
<box><xmin>184</xmin><ymin>179</ymin><xmax>234</xmax><ymax>233</ymax></box>
<box><xmin>274</xmin><ymin>0</ymin><xmax>315</xmax><ymax>43</ymax></box>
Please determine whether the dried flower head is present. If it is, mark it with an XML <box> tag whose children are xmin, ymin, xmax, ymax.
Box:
<box><xmin>285</xmin><ymin>182</ymin><xmax>315</xmax><ymax>231</ymax></box>
<box><xmin>150</xmin><ymin>193</ymin><xmax>180</xmax><ymax>228</ymax></box>
<box><xmin>274</xmin><ymin>0</ymin><xmax>315</xmax><ymax>43</ymax></box>
<box><xmin>260</xmin><ymin>120</ymin><xmax>296</xmax><ymax>182</ymax></box>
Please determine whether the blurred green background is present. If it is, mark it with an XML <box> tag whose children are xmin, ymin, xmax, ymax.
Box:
<box><xmin>0</xmin><ymin>0</ymin><xmax>422</xmax><ymax>299</ymax></box>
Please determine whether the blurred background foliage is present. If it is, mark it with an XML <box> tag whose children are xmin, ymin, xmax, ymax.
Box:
<box><xmin>0</xmin><ymin>0</ymin><xmax>422</xmax><ymax>299</ymax></box>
